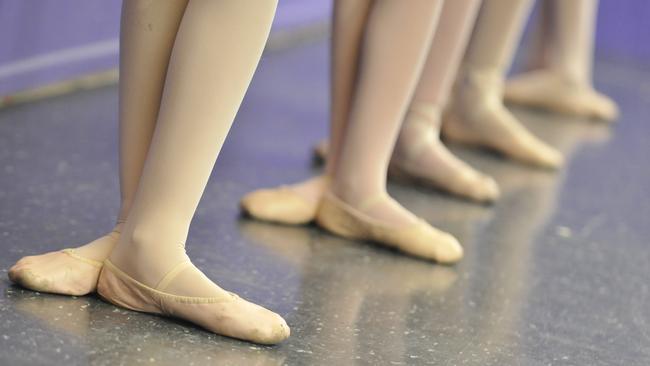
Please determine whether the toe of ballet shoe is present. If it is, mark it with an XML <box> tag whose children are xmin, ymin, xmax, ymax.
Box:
<box><xmin>208</xmin><ymin>306</ymin><xmax>290</xmax><ymax>345</ymax></box>
<box><xmin>8</xmin><ymin>267</ymin><xmax>52</xmax><ymax>293</ymax></box>
<box><xmin>240</xmin><ymin>188</ymin><xmax>317</xmax><ymax>225</ymax></box>
<box><xmin>514</xmin><ymin>141</ymin><xmax>564</xmax><ymax>170</ymax></box>
<box><xmin>459</xmin><ymin>174</ymin><xmax>500</xmax><ymax>203</ymax></box>
<box><xmin>8</xmin><ymin>253</ymin><xmax>99</xmax><ymax>296</ymax></box>
<box><xmin>383</xmin><ymin>223</ymin><xmax>464</xmax><ymax>264</ymax></box>
<box><xmin>594</xmin><ymin>96</ymin><xmax>620</xmax><ymax>122</ymax></box>
<box><xmin>191</xmin><ymin>303</ymin><xmax>290</xmax><ymax>345</ymax></box>
<box><xmin>254</xmin><ymin>313</ymin><xmax>290</xmax><ymax>345</ymax></box>
<box><xmin>539</xmin><ymin>148</ymin><xmax>564</xmax><ymax>169</ymax></box>
<box><xmin>403</xmin><ymin>224</ymin><xmax>464</xmax><ymax>264</ymax></box>
<box><xmin>222</xmin><ymin>302</ymin><xmax>291</xmax><ymax>345</ymax></box>
<box><xmin>431</xmin><ymin>232</ymin><xmax>464</xmax><ymax>264</ymax></box>
<box><xmin>7</xmin><ymin>264</ymin><xmax>25</xmax><ymax>284</ymax></box>
<box><xmin>476</xmin><ymin>176</ymin><xmax>500</xmax><ymax>203</ymax></box>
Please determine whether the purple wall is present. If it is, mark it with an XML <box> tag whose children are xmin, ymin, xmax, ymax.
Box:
<box><xmin>0</xmin><ymin>0</ymin><xmax>331</xmax><ymax>96</ymax></box>
<box><xmin>0</xmin><ymin>0</ymin><xmax>647</xmax><ymax>96</ymax></box>
<box><xmin>0</xmin><ymin>1</ymin><xmax>120</xmax><ymax>94</ymax></box>
<box><xmin>596</xmin><ymin>0</ymin><xmax>650</xmax><ymax>66</ymax></box>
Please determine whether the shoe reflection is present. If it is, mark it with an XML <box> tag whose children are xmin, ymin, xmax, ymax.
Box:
<box><xmin>426</xmin><ymin>105</ymin><xmax>612</xmax><ymax>362</ymax></box>
<box><xmin>239</xmin><ymin>219</ymin><xmax>459</xmax><ymax>364</ymax></box>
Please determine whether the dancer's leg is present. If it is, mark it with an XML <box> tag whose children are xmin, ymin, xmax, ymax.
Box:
<box><xmin>330</xmin><ymin>0</ymin><xmax>442</xmax><ymax>225</ymax></box>
<box><xmin>316</xmin><ymin>0</ymin><xmax>462</xmax><ymax>263</ymax></box>
<box><xmin>443</xmin><ymin>0</ymin><xmax>564</xmax><ymax>168</ymax></box>
<box><xmin>391</xmin><ymin>0</ymin><xmax>499</xmax><ymax>203</ymax></box>
<box><xmin>505</xmin><ymin>0</ymin><xmax>618</xmax><ymax>120</ymax></box>
<box><xmin>519</xmin><ymin>0</ymin><xmax>554</xmax><ymax>70</ymax></box>
<box><xmin>8</xmin><ymin>0</ymin><xmax>189</xmax><ymax>296</ymax></box>
<box><xmin>240</xmin><ymin>0</ymin><xmax>372</xmax><ymax>224</ymax></box>
<box><xmin>98</xmin><ymin>0</ymin><xmax>288</xmax><ymax>344</ymax></box>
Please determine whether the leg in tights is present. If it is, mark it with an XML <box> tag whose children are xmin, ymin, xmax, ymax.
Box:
<box><xmin>315</xmin><ymin>0</ymin><xmax>463</xmax><ymax>263</ymax></box>
<box><xmin>391</xmin><ymin>0</ymin><xmax>500</xmax><ymax>203</ymax></box>
<box><xmin>99</xmin><ymin>0</ymin><xmax>289</xmax><ymax>345</ymax></box>
<box><xmin>8</xmin><ymin>0</ymin><xmax>189</xmax><ymax>296</ymax></box>
<box><xmin>443</xmin><ymin>0</ymin><xmax>564</xmax><ymax>168</ymax></box>
<box><xmin>505</xmin><ymin>0</ymin><xmax>618</xmax><ymax>121</ymax></box>
<box><xmin>240</xmin><ymin>0</ymin><xmax>372</xmax><ymax>225</ymax></box>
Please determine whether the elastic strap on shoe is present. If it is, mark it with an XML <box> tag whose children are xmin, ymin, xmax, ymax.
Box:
<box><xmin>155</xmin><ymin>261</ymin><xmax>192</xmax><ymax>292</ymax></box>
<box><xmin>62</xmin><ymin>249</ymin><xmax>103</xmax><ymax>268</ymax></box>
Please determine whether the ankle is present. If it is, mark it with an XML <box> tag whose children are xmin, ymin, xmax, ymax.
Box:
<box><xmin>396</xmin><ymin>108</ymin><xmax>441</xmax><ymax>162</ymax></box>
<box><xmin>119</xmin><ymin>223</ymin><xmax>186</xmax><ymax>254</ymax></box>
<box><xmin>111</xmin><ymin>222</ymin><xmax>125</xmax><ymax>235</ymax></box>
<box><xmin>330</xmin><ymin>180</ymin><xmax>383</xmax><ymax>210</ymax></box>
<box><xmin>291</xmin><ymin>175</ymin><xmax>329</xmax><ymax>203</ymax></box>
<box><xmin>456</xmin><ymin>68</ymin><xmax>503</xmax><ymax>107</ymax></box>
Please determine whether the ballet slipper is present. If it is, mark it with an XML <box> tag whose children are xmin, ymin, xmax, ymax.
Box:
<box><xmin>240</xmin><ymin>176</ymin><xmax>329</xmax><ymax>225</ymax></box>
<box><xmin>8</xmin><ymin>226</ymin><xmax>122</xmax><ymax>296</ymax></box>
<box><xmin>504</xmin><ymin>70</ymin><xmax>619</xmax><ymax>121</ymax></box>
<box><xmin>97</xmin><ymin>259</ymin><xmax>290</xmax><ymax>345</ymax></box>
<box><xmin>310</xmin><ymin>135</ymin><xmax>499</xmax><ymax>203</ymax></box>
<box><xmin>388</xmin><ymin>158</ymin><xmax>499</xmax><ymax>204</ymax></box>
<box><xmin>442</xmin><ymin>69</ymin><xmax>564</xmax><ymax>169</ymax></box>
<box><xmin>240</xmin><ymin>187</ymin><xmax>318</xmax><ymax>225</ymax></box>
<box><xmin>442</xmin><ymin>104</ymin><xmax>564</xmax><ymax>169</ymax></box>
<box><xmin>315</xmin><ymin>191</ymin><xmax>463</xmax><ymax>264</ymax></box>
<box><xmin>8</xmin><ymin>249</ymin><xmax>103</xmax><ymax>296</ymax></box>
<box><xmin>390</xmin><ymin>105</ymin><xmax>500</xmax><ymax>203</ymax></box>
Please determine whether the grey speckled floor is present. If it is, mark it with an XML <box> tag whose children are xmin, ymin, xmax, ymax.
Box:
<box><xmin>1</xmin><ymin>40</ymin><xmax>649</xmax><ymax>366</ymax></box>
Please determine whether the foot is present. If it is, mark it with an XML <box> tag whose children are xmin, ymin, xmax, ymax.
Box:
<box><xmin>100</xmin><ymin>232</ymin><xmax>290</xmax><ymax>344</ymax></box>
<box><xmin>240</xmin><ymin>175</ymin><xmax>328</xmax><ymax>225</ymax></box>
<box><xmin>8</xmin><ymin>226</ymin><xmax>121</xmax><ymax>296</ymax></box>
<box><xmin>392</xmin><ymin>106</ymin><xmax>499</xmax><ymax>203</ymax></box>
<box><xmin>352</xmin><ymin>192</ymin><xmax>420</xmax><ymax>227</ymax></box>
<box><xmin>316</xmin><ymin>191</ymin><xmax>463</xmax><ymax>263</ymax></box>
<box><xmin>505</xmin><ymin>70</ymin><xmax>619</xmax><ymax>121</ymax></box>
<box><xmin>443</xmin><ymin>98</ymin><xmax>564</xmax><ymax>169</ymax></box>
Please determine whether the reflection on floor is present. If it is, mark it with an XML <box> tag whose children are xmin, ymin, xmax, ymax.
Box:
<box><xmin>0</xmin><ymin>40</ymin><xmax>649</xmax><ymax>366</ymax></box>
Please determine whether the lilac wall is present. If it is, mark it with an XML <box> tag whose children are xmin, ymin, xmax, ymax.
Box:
<box><xmin>596</xmin><ymin>0</ymin><xmax>650</xmax><ymax>66</ymax></box>
<box><xmin>0</xmin><ymin>0</ymin><xmax>331</xmax><ymax>96</ymax></box>
<box><xmin>0</xmin><ymin>0</ymin><xmax>647</xmax><ymax>96</ymax></box>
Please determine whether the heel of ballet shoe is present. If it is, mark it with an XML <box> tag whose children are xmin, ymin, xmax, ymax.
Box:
<box><xmin>315</xmin><ymin>192</ymin><xmax>370</xmax><ymax>240</ymax></box>
<box><xmin>97</xmin><ymin>260</ymin><xmax>163</xmax><ymax>315</ymax></box>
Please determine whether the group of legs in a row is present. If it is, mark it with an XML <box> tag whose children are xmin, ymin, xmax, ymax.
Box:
<box><xmin>8</xmin><ymin>0</ymin><xmax>615</xmax><ymax>345</ymax></box>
